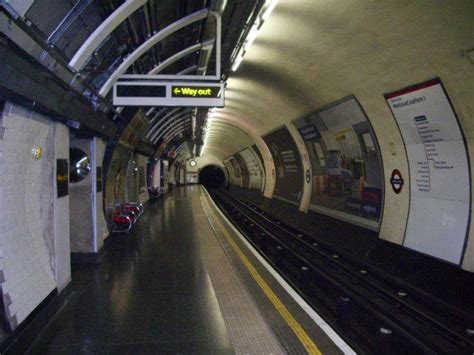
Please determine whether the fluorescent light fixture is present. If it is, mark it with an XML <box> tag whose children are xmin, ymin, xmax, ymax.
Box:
<box><xmin>262</xmin><ymin>0</ymin><xmax>277</xmax><ymax>20</ymax></box>
<box><xmin>232</xmin><ymin>53</ymin><xmax>244</xmax><ymax>71</ymax></box>
<box><xmin>220</xmin><ymin>0</ymin><xmax>228</xmax><ymax>13</ymax></box>
<box><xmin>244</xmin><ymin>23</ymin><xmax>259</xmax><ymax>52</ymax></box>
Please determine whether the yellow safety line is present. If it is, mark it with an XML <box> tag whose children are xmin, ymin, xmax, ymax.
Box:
<box><xmin>205</xmin><ymin>197</ymin><xmax>322</xmax><ymax>355</ymax></box>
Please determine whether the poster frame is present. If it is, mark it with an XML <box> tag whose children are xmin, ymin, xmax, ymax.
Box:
<box><xmin>262</xmin><ymin>125</ymin><xmax>305</xmax><ymax>204</ymax></box>
<box><xmin>291</xmin><ymin>95</ymin><xmax>386</xmax><ymax>230</ymax></box>
<box><xmin>383</xmin><ymin>77</ymin><xmax>472</xmax><ymax>265</ymax></box>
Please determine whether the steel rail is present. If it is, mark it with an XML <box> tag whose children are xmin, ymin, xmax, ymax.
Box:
<box><xmin>211</xmin><ymin>189</ymin><xmax>474</xmax><ymax>354</ymax></box>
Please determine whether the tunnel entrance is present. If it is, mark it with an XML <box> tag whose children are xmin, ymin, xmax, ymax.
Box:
<box><xmin>199</xmin><ymin>165</ymin><xmax>226</xmax><ymax>189</ymax></box>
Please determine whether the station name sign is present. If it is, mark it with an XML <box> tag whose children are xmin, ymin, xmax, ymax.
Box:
<box><xmin>113</xmin><ymin>80</ymin><xmax>224</xmax><ymax>107</ymax></box>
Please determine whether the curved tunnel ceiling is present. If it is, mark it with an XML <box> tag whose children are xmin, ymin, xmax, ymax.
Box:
<box><xmin>210</xmin><ymin>1</ymin><xmax>474</xmax><ymax>161</ymax></box>
<box><xmin>4</xmin><ymin>1</ymin><xmax>473</xmax><ymax>164</ymax></box>
<box><xmin>4</xmin><ymin>0</ymin><xmax>261</xmax><ymax>155</ymax></box>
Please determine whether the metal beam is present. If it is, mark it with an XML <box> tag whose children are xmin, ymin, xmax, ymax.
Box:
<box><xmin>0</xmin><ymin>35</ymin><xmax>116</xmax><ymax>138</ymax></box>
<box><xmin>164</xmin><ymin>127</ymin><xmax>192</xmax><ymax>145</ymax></box>
<box><xmin>162</xmin><ymin>121</ymin><xmax>191</xmax><ymax>141</ymax></box>
<box><xmin>164</xmin><ymin>127</ymin><xmax>191</xmax><ymax>145</ymax></box>
<box><xmin>69</xmin><ymin>0</ymin><xmax>147</xmax><ymax>71</ymax></box>
<box><xmin>154</xmin><ymin>117</ymin><xmax>191</xmax><ymax>143</ymax></box>
<box><xmin>159</xmin><ymin>119</ymin><xmax>190</xmax><ymax>142</ymax></box>
<box><xmin>146</xmin><ymin>108</ymin><xmax>182</xmax><ymax>139</ymax></box>
<box><xmin>148</xmin><ymin>109</ymin><xmax>190</xmax><ymax>141</ymax></box>
<box><xmin>178</xmin><ymin>65</ymin><xmax>198</xmax><ymax>75</ymax></box>
<box><xmin>99</xmin><ymin>8</ymin><xmax>209</xmax><ymax>97</ymax></box>
<box><xmin>149</xmin><ymin>111</ymin><xmax>190</xmax><ymax>142</ymax></box>
<box><xmin>148</xmin><ymin>42</ymin><xmax>206</xmax><ymax>75</ymax></box>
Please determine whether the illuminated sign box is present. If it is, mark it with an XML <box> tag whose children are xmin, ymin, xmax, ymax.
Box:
<box><xmin>113</xmin><ymin>81</ymin><xmax>224</xmax><ymax>107</ymax></box>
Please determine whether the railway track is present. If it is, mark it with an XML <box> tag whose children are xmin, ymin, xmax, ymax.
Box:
<box><xmin>210</xmin><ymin>189</ymin><xmax>474</xmax><ymax>354</ymax></box>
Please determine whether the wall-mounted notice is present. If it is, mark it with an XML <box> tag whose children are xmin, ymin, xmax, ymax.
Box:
<box><xmin>229</xmin><ymin>157</ymin><xmax>242</xmax><ymax>179</ymax></box>
<box><xmin>263</xmin><ymin>127</ymin><xmax>303</xmax><ymax>203</ymax></box>
<box><xmin>385</xmin><ymin>78</ymin><xmax>471</xmax><ymax>264</ymax></box>
<box><xmin>234</xmin><ymin>154</ymin><xmax>250</xmax><ymax>188</ymax></box>
<box><xmin>294</xmin><ymin>96</ymin><xmax>383</xmax><ymax>230</ymax></box>
<box><xmin>239</xmin><ymin>148</ymin><xmax>263</xmax><ymax>190</ymax></box>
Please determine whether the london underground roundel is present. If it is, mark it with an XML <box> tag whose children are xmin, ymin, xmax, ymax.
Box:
<box><xmin>390</xmin><ymin>169</ymin><xmax>404</xmax><ymax>194</ymax></box>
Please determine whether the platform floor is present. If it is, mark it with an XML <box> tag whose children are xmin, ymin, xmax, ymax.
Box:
<box><xmin>26</xmin><ymin>185</ymin><xmax>350</xmax><ymax>354</ymax></box>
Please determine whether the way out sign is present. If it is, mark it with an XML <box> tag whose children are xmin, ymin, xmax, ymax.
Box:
<box><xmin>390</xmin><ymin>169</ymin><xmax>404</xmax><ymax>194</ymax></box>
<box><xmin>113</xmin><ymin>81</ymin><xmax>224</xmax><ymax>107</ymax></box>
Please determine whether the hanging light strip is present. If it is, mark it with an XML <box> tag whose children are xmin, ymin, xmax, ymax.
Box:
<box><xmin>231</xmin><ymin>0</ymin><xmax>278</xmax><ymax>72</ymax></box>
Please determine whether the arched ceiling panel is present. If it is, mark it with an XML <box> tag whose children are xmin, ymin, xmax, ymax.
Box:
<box><xmin>220</xmin><ymin>1</ymin><xmax>474</xmax><ymax>141</ymax></box>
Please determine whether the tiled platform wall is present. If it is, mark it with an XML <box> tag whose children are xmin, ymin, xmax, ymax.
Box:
<box><xmin>0</xmin><ymin>102</ymin><xmax>70</xmax><ymax>329</ymax></box>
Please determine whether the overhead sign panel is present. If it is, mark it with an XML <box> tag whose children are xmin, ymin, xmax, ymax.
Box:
<box><xmin>113</xmin><ymin>81</ymin><xmax>224</xmax><ymax>107</ymax></box>
<box><xmin>172</xmin><ymin>85</ymin><xmax>221</xmax><ymax>98</ymax></box>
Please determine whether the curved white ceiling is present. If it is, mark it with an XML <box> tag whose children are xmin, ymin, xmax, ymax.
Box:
<box><xmin>204</xmin><ymin>1</ymin><xmax>474</xmax><ymax>162</ymax></box>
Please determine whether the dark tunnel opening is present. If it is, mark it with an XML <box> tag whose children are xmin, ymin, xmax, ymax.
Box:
<box><xmin>199</xmin><ymin>165</ymin><xmax>226</xmax><ymax>189</ymax></box>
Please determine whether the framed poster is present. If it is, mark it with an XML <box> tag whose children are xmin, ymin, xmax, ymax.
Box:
<box><xmin>56</xmin><ymin>159</ymin><xmax>69</xmax><ymax>198</ymax></box>
<box><xmin>263</xmin><ymin>126</ymin><xmax>303</xmax><ymax>203</ymax></box>
<box><xmin>234</xmin><ymin>153</ymin><xmax>250</xmax><ymax>188</ymax></box>
<box><xmin>385</xmin><ymin>78</ymin><xmax>471</xmax><ymax>264</ymax></box>
<box><xmin>239</xmin><ymin>148</ymin><xmax>263</xmax><ymax>190</ymax></box>
<box><xmin>293</xmin><ymin>96</ymin><xmax>383</xmax><ymax>230</ymax></box>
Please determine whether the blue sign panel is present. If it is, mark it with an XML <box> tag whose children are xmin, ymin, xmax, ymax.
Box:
<box><xmin>297</xmin><ymin>124</ymin><xmax>321</xmax><ymax>141</ymax></box>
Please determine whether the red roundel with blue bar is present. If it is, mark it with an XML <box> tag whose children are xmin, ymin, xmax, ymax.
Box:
<box><xmin>390</xmin><ymin>169</ymin><xmax>404</xmax><ymax>194</ymax></box>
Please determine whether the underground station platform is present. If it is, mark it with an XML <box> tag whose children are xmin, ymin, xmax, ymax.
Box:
<box><xmin>21</xmin><ymin>186</ymin><xmax>352</xmax><ymax>355</ymax></box>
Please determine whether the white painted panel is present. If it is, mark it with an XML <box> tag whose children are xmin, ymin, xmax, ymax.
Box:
<box><xmin>386</xmin><ymin>80</ymin><xmax>471</xmax><ymax>264</ymax></box>
<box><xmin>404</xmin><ymin>198</ymin><xmax>469</xmax><ymax>264</ymax></box>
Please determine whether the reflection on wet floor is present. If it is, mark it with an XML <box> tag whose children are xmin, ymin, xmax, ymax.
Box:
<box><xmin>27</xmin><ymin>186</ymin><xmax>234</xmax><ymax>354</ymax></box>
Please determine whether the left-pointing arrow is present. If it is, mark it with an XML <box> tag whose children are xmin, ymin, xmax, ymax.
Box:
<box><xmin>173</xmin><ymin>88</ymin><xmax>181</xmax><ymax>95</ymax></box>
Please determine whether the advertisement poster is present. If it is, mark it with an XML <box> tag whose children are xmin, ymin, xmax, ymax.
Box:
<box><xmin>262</xmin><ymin>127</ymin><xmax>303</xmax><ymax>204</ymax></box>
<box><xmin>385</xmin><ymin>78</ymin><xmax>470</xmax><ymax>264</ymax></box>
<box><xmin>223</xmin><ymin>160</ymin><xmax>236</xmax><ymax>185</ymax></box>
<box><xmin>252</xmin><ymin>144</ymin><xmax>265</xmax><ymax>174</ymax></box>
<box><xmin>234</xmin><ymin>153</ymin><xmax>250</xmax><ymax>188</ymax></box>
<box><xmin>239</xmin><ymin>148</ymin><xmax>263</xmax><ymax>190</ymax></box>
<box><xmin>229</xmin><ymin>157</ymin><xmax>242</xmax><ymax>183</ymax></box>
<box><xmin>294</xmin><ymin>96</ymin><xmax>383</xmax><ymax>230</ymax></box>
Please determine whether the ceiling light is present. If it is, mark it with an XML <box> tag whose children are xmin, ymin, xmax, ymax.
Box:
<box><xmin>232</xmin><ymin>52</ymin><xmax>244</xmax><ymax>72</ymax></box>
<box><xmin>244</xmin><ymin>23</ymin><xmax>259</xmax><ymax>52</ymax></box>
<box><xmin>262</xmin><ymin>0</ymin><xmax>278</xmax><ymax>21</ymax></box>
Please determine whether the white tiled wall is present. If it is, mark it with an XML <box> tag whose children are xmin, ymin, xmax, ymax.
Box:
<box><xmin>137</xmin><ymin>154</ymin><xmax>150</xmax><ymax>205</ymax></box>
<box><xmin>0</xmin><ymin>103</ymin><xmax>64</xmax><ymax>329</ymax></box>
<box><xmin>93</xmin><ymin>138</ymin><xmax>109</xmax><ymax>250</ymax></box>
<box><xmin>53</xmin><ymin>123</ymin><xmax>71</xmax><ymax>291</ymax></box>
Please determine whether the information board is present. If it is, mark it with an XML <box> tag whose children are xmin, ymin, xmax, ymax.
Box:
<box><xmin>239</xmin><ymin>148</ymin><xmax>263</xmax><ymax>190</ymax></box>
<box><xmin>385</xmin><ymin>78</ymin><xmax>471</xmax><ymax>264</ymax></box>
<box><xmin>234</xmin><ymin>154</ymin><xmax>250</xmax><ymax>188</ymax></box>
<box><xmin>113</xmin><ymin>81</ymin><xmax>224</xmax><ymax>107</ymax></box>
<box><xmin>293</xmin><ymin>96</ymin><xmax>383</xmax><ymax>230</ymax></box>
<box><xmin>263</xmin><ymin>127</ymin><xmax>303</xmax><ymax>203</ymax></box>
